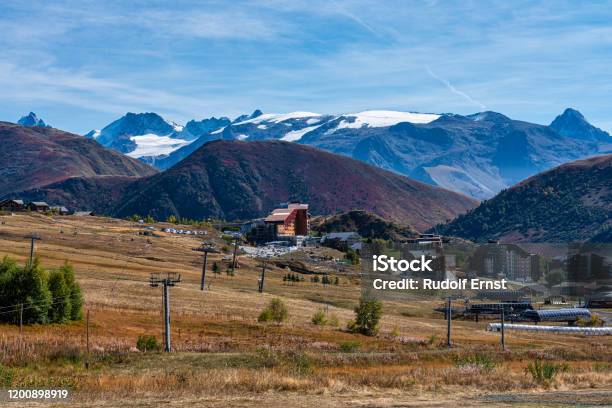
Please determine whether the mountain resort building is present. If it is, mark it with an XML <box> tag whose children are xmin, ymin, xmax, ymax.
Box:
<box><xmin>264</xmin><ymin>203</ymin><xmax>310</xmax><ymax>237</ymax></box>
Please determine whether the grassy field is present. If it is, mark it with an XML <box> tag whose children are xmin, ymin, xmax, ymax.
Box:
<box><xmin>0</xmin><ymin>213</ymin><xmax>610</xmax><ymax>407</ymax></box>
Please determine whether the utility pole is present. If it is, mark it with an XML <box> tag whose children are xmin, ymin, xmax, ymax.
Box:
<box><xmin>446</xmin><ymin>297</ymin><xmax>452</xmax><ymax>348</ymax></box>
<box><xmin>500</xmin><ymin>304</ymin><xmax>506</xmax><ymax>350</ymax></box>
<box><xmin>150</xmin><ymin>273</ymin><xmax>181</xmax><ymax>352</ymax></box>
<box><xmin>258</xmin><ymin>257</ymin><xmax>267</xmax><ymax>293</ymax></box>
<box><xmin>201</xmin><ymin>249</ymin><xmax>208</xmax><ymax>290</ymax></box>
<box><xmin>19</xmin><ymin>303</ymin><xmax>23</xmax><ymax>337</ymax></box>
<box><xmin>86</xmin><ymin>309</ymin><xmax>90</xmax><ymax>369</ymax></box>
<box><xmin>230</xmin><ymin>236</ymin><xmax>239</xmax><ymax>276</ymax></box>
<box><xmin>26</xmin><ymin>235</ymin><xmax>41</xmax><ymax>267</ymax></box>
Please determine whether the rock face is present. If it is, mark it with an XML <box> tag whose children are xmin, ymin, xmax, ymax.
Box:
<box><xmin>114</xmin><ymin>140</ymin><xmax>478</xmax><ymax>230</ymax></box>
<box><xmin>0</xmin><ymin>122</ymin><xmax>157</xmax><ymax>197</ymax></box>
<box><xmin>435</xmin><ymin>154</ymin><xmax>612</xmax><ymax>243</ymax></box>
<box><xmin>17</xmin><ymin>112</ymin><xmax>48</xmax><ymax>127</ymax></box>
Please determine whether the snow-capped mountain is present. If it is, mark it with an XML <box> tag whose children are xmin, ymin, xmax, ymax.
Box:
<box><xmin>84</xmin><ymin>108</ymin><xmax>611</xmax><ymax>200</ymax></box>
<box><xmin>17</xmin><ymin>112</ymin><xmax>48</xmax><ymax>127</ymax></box>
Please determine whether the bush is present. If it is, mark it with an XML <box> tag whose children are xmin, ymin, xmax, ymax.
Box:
<box><xmin>577</xmin><ymin>314</ymin><xmax>605</xmax><ymax>327</ymax></box>
<box><xmin>311</xmin><ymin>309</ymin><xmax>327</xmax><ymax>326</ymax></box>
<box><xmin>339</xmin><ymin>341</ymin><xmax>361</xmax><ymax>352</ymax></box>
<box><xmin>526</xmin><ymin>359</ymin><xmax>568</xmax><ymax>384</ymax></box>
<box><xmin>0</xmin><ymin>364</ymin><xmax>15</xmax><ymax>387</ymax></box>
<box><xmin>455</xmin><ymin>354</ymin><xmax>497</xmax><ymax>371</ymax></box>
<box><xmin>348</xmin><ymin>297</ymin><xmax>382</xmax><ymax>336</ymax></box>
<box><xmin>328</xmin><ymin>313</ymin><xmax>340</xmax><ymax>327</ymax></box>
<box><xmin>258</xmin><ymin>308</ymin><xmax>274</xmax><ymax>323</ymax></box>
<box><xmin>258</xmin><ymin>298</ymin><xmax>288</xmax><ymax>324</ymax></box>
<box><xmin>136</xmin><ymin>335</ymin><xmax>161</xmax><ymax>352</ymax></box>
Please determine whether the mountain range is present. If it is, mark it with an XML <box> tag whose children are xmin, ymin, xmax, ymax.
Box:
<box><xmin>79</xmin><ymin>108</ymin><xmax>612</xmax><ymax>200</ymax></box>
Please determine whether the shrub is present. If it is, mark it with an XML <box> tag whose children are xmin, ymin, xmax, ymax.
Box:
<box><xmin>136</xmin><ymin>335</ymin><xmax>161</xmax><ymax>352</ymax></box>
<box><xmin>577</xmin><ymin>314</ymin><xmax>605</xmax><ymax>327</ymax></box>
<box><xmin>258</xmin><ymin>298</ymin><xmax>288</xmax><ymax>324</ymax></box>
<box><xmin>348</xmin><ymin>297</ymin><xmax>382</xmax><ymax>336</ymax></box>
<box><xmin>339</xmin><ymin>341</ymin><xmax>361</xmax><ymax>352</ymax></box>
<box><xmin>526</xmin><ymin>359</ymin><xmax>568</xmax><ymax>384</ymax></box>
<box><xmin>311</xmin><ymin>309</ymin><xmax>327</xmax><ymax>326</ymax></box>
<box><xmin>328</xmin><ymin>313</ymin><xmax>340</xmax><ymax>327</ymax></box>
<box><xmin>258</xmin><ymin>308</ymin><xmax>273</xmax><ymax>323</ymax></box>
<box><xmin>0</xmin><ymin>364</ymin><xmax>15</xmax><ymax>387</ymax></box>
<box><xmin>455</xmin><ymin>354</ymin><xmax>497</xmax><ymax>371</ymax></box>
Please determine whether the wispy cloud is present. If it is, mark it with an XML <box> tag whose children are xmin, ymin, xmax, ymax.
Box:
<box><xmin>426</xmin><ymin>66</ymin><xmax>486</xmax><ymax>111</ymax></box>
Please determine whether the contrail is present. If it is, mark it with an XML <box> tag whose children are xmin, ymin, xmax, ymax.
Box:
<box><xmin>426</xmin><ymin>66</ymin><xmax>486</xmax><ymax>111</ymax></box>
<box><xmin>330</xmin><ymin>0</ymin><xmax>384</xmax><ymax>38</ymax></box>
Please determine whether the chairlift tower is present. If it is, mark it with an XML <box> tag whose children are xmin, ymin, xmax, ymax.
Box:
<box><xmin>149</xmin><ymin>272</ymin><xmax>181</xmax><ymax>352</ymax></box>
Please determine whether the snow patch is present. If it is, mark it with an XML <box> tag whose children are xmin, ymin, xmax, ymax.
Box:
<box><xmin>337</xmin><ymin>110</ymin><xmax>440</xmax><ymax>129</ymax></box>
<box><xmin>236</xmin><ymin>134</ymin><xmax>249</xmax><ymax>140</ymax></box>
<box><xmin>127</xmin><ymin>134</ymin><xmax>192</xmax><ymax>158</ymax></box>
<box><xmin>306</xmin><ymin>118</ymin><xmax>321</xmax><ymax>125</ymax></box>
<box><xmin>90</xmin><ymin>130</ymin><xmax>101</xmax><ymax>139</ymax></box>
<box><xmin>257</xmin><ymin>124</ymin><xmax>267</xmax><ymax>129</ymax></box>
<box><xmin>280</xmin><ymin>124</ymin><xmax>322</xmax><ymax>142</ymax></box>
<box><xmin>234</xmin><ymin>111</ymin><xmax>321</xmax><ymax>125</ymax></box>
<box><xmin>211</xmin><ymin>127</ymin><xmax>225</xmax><ymax>134</ymax></box>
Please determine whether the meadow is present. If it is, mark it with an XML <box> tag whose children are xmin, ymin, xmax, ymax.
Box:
<box><xmin>0</xmin><ymin>213</ymin><xmax>610</xmax><ymax>407</ymax></box>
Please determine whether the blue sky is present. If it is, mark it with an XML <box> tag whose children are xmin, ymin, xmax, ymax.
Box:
<box><xmin>1</xmin><ymin>0</ymin><xmax>612</xmax><ymax>134</ymax></box>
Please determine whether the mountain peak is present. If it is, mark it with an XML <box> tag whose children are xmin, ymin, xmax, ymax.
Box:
<box><xmin>17</xmin><ymin>112</ymin><xmax>48</xmax><ymax>127</ymax></box>
<box><xmin>550</xmin><ymin>108</ymin><xmax>609</xmax><ymax>141</ymax></box>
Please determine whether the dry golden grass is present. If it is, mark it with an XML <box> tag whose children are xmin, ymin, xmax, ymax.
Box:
<box><xmin>0</xmin><ymin>214</ymin><xmax>611</xmax><ymax>407</ymax></box>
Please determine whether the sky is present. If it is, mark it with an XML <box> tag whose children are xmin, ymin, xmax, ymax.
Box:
<box><xmin>1</xmin><ymin>0</ymin><xmax>612</xmax><ymax>134</ymax></box>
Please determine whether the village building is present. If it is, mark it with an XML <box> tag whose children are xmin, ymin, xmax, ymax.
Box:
<box><xmin>50</xmin><ymin>206</ymin><xmax>70</xmax><ymax>215</ymax></box>
<box><xmin>264</xmin><ymin>203</ymin><xmax>309</xmax><ymax>237</ymax></box>
<box><xmin>320</xmin><ymin>231</ymin><xmax>362</xmax><ymax>250</ymax></box>
<box><xmin>0</xmin><ymin>199</ymin><xmax>24</xmax><ymax>212</ymax></box>
<box><xmin>27</xmin><ymin>201</ymin><xmax>50</xmax><ymax>212</ymax></box>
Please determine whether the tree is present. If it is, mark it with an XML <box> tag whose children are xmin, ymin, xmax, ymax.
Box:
<box><xmin>0</xmin><ymin>257</ymin><xmax>51</xmax><ymax>325</ymax></box>
<box><xmin>345</xmin><ymin>248</ymin><xmax>360</xmax><ymax>265</ymax></box>
<box><xmin>60</xmin><ymin>262</ymin><xmax>83</xmax><ymax>320</ymax></box>
<box><xmin>0</xmin><ymin>257</ymin><xmax>83</xmax><ymax>325</ymax></box>
<box><xmin>144</xmin><ymin>215</ymin><xmax>155</xmax><ymax>224</ymax></box>
<box><xmin>166</xmin><ymin>215</ymin><xmax>178</xmax><ymax>224</ymax></box>
<box><xmin>348</xmin><ymin>297</ymin><xmax>382</xmax><ymax>336</ymax></box>
<box><xmin>545</xmin><ymin>269</ymin><xmax>566</xmax><ymax>288</ymax></box>
<box><xmin>48</xmin><ymin>270</ymin><xmax>71</xmax><ymax>323</ymax></box>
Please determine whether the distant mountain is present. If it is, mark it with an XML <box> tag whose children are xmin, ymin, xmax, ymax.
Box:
<box><xmin>118</xmin><ymin>108</ymin><xmax>609</xmax><ymax>199</ymax></box>
<box><xmin>85</xmin><ymin>112</ymin><xmax>232</xmax><ymax>166</ymax></box>
<box><xmin>0</xmin><ymin>122</ymin><xmax>157</xmax><ymax>197</ymax></box>
<box><xmin>434</xmin><ymin>154</ymin><xmax>612</xmax><ymax>243</ymax></box>
<box><xmin>550</xmin><ymin>108</ymin><xmax>610</xmax><ymax>142</ymax></box>
<box><xmin>114</xmin><ymin>140</ymin><xmax>478</xmax><ymax>230</ymax></box>
<box><xmin>311</xmin><ymin>210</ymin><xmax>418</xmax><ymax>240</ymax></box>
<box><xmin>17</xmin><ymin>112</ymin><xmax>48</xmax><ymax>127</ymax></box>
